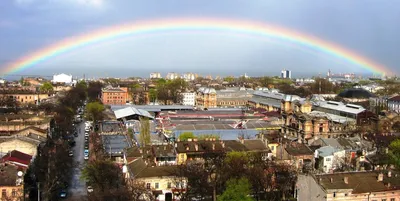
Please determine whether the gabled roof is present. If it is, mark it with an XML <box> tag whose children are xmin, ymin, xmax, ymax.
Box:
<box><xmin>176</xmin><ymin>140</ymin><xmax>224</xmax><ymax>154</ymax></box>
<box><xmin>1</xmin><ymin>150</ymin><xmax>32</xmax><ymax>167</ymax></box>
<box><xmin>285</xmin><ymin>143</ymin><xmax>313</xmax><ymax>156</ymax></box>
<box><xmin>389</xmin><ymin>95</ymin><xmax>400</xmax><ymax>101</ymax></box>
<box><xmin>114</xmin><ymin>107</ymin><xmax>154</xmax><ymax>119</ymax></box>
<box><xmin>242</xmin><ymin>139</ymin><xmax>271</xmax><ymax>152</ymax></box>
<box><xmin>316</xmin><ymin>171</ymin><xmax>400</xmax><ymax>193</ymax></box>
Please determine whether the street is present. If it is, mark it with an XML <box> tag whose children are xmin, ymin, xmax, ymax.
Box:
<box><xmin>67</xmin><ymin>121</ymin><xmax>87</xmax><ymax>200</ymax></box>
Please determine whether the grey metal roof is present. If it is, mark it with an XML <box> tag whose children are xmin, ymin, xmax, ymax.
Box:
<box><xmin>249</xmin><ymin>96</ymin><xmax>281</xmax><ymax>108</ymax></box>
<box><xmin>102</xmin><ymin>135</ymin><xmax>131</xmax><ymax>155</ymax></box>
<box><xmin>309</xmin><ymin>111</ymin><xmax>355</xmax><ymax>124</ymax></box>
<box><xmin>252</xmin><ymin>91</ymin><xmax>285</xmax><ymax>100</ymax></box>
<box><xmin>317</xmin><ymin>146</ymin><xmax>339</xmax><ymax>157</ymax></box>
<box><xmin>313</xmin><ymin>101</ymin><xmax>365</xmax><ymax>115</ymax></box>
<box><xmin>111</xmin><ymin>105</ymin><xmax>194</xmax><ymax>112</ymax></box>
<box><xmin>114</xmin><ymin>107</ymin><xmax>154</xmax><ymax>119</ymax></box>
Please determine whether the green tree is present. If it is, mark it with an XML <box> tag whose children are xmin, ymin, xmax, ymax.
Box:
<box><xmin>259</xmin><ymin>76</ymin><xmax>273</xmax><ymax>88</ymax></box>
<box><xmin>217</xmin><ymin>178</ymin><xmax>254</xmax><ymax>201</ymax></box>
<box><xmin>198</xmin><ymin>134</ymin><xmax>220</xmax><ymax>140</ymax></box>
<box><xmin>82</xmin><ymin>160</ymin><xmax>131</xmax><ymax>201</ymax></box>
<box><xmin>388</xmin><ymin>139</ymin><xmax>400</xmax><ymax>169</ymax></box>
<box><xmin>139</xmin><ymin>117</ymin><xmax>151</xmax><ymax>146</ymax></box>
<box><xmin>179</xmin><ymin>132</ymin><xmax>196</xmax><ymax>141</ymax></box>
<box><xmin>76</xmin><ymin>80</ymin><xmax>88</xmax><ymax>90</ymax></box>
<box><xmin>223</xmin><ymin>76</ymin><xmax>235</xmax><ymax>83</ymax></box>
<box><xmin>85</xmin><ymin>101</ymin><xmax>105</xmax><ymax>122</ymax></box>
<box><xmin>149</xmin><ymin>88</ymin><xmax>157</xmax><ymax>103</ymax></box>
<box><xmin>40</xmin><ymin>82</ymin><xmax>54</xmax><ymax>93</ymax></box>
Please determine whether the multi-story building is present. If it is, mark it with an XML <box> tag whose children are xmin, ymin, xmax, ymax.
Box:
<box><xmin>182</xmin><ymin>73</ymin><xmax>196</xmax><ymax>81</ymax></box>
<box><xmin>181</xmin><ymin>92</ymin><xmax>196</xmax><ymax>106</ymax></box>
<box><xmin>281</xmin><ymin>69</ymin><xmax>292</xmax><ymax>79</ymax></box>
<box><xmin>52</xmin><ymin>73</ymin><xmax>73</xmax><ymax>84</ymax></box>
<box><xmin>196</xmin><ymin>87</ymin><xmax>217</xmax><ymax>109</ymax></box>
<box><xmin>216</xmin><ymin>87</ymin><xmax>253</xmax><ymax>108</ymax></box>
<box><xmin>0</xmin><ymin>90</ymin><xmax>51</xmax><ymax>105</ymax></box>
<box><xmin>248</xmin><ymin>89</ymin><xmax>285</xmax><ymax>112</ymax></box>
<box><xmin>0</xmin><ymin>163</ymin><xmax>24</xmax><ymax>201</ymax></box>
<box><xmin>101</xmin><ymin>86</ymin><xmax>129</xmax><ymax>105</ymax></box>
<box><xmin>296</xmin><ymin>171</ymin><xmax>400</xmax><ymax>201</ymax></box>
<box><xmin>150</xmin><ymin>72</ymin><xmax>161</xmax><ymax>79</ymax></box>
<box><xmin>165</xmin><ymin>72</ymin><xmax>180</xmax><ymax>80</ymax></box>
<box><xmin>388</xmin><ymin>95</ymin><xmax>400</xmax><ymax>113</ymax></box>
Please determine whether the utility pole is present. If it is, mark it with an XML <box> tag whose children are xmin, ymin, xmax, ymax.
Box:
<box><xmin>37</xmin><ymin>182</ymin><xmax>40</xmax><ymax>201</ymax></box>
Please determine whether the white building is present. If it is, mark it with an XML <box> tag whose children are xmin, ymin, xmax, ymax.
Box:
<box><xmin>181</xmin><ymin>92</ymin><xmax>196</xmax><ymax>106</ymax></box>
<box><xmin>281</xmin><ymin>69</ymin><xmax>291</xmax><ymax>79</ymax></box>
<box><xmin>166</xmin><ymin>72</ymin><xmax>180</xmax><ymax>80</ymax></box>
<box><xmin>150</xmin><ymin>72</ymin><xmax>161</xmax><ymax>79</ymax></box>
<box><xmin>52</xmin><ymin>73</ymin><xmax>73</xmax><ymax>84</ymax></box>
<box><xmin>182</xmin><ymin>73</ymin><xmax>196</xmax><ymax>81</ymax></box>
<box><xmin>316</xmin><ymin>146</ymin><xmax>346</xmax><ymax>173</ymax></box>
<box><xmin>388</xmin><ymin>95</ymin><xmax>400</xmax><ymax>113</ymax></box>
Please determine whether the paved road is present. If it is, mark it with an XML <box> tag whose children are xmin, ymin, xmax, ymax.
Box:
<box><xmin>68</xmin><ymin>121</ymin><xmax>87</xmax><ymax>200</ymax></box>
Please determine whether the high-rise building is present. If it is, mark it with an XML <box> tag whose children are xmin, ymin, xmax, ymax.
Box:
<box><xmin>149</xmin><ymin>72</ymin><xmax>161</xmax><ymax>79</ymax></box>
<box><xmin>166</xmin><ymin>72</ymin><xmax>180</xmax><ymax>80</ymax></box>
<box><xmin>281</xmin><ymin>69</ymin><xmax>291</xmax><ymax>79</ymax></box>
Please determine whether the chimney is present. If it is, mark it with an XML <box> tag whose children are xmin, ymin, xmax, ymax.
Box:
<box><xmin>344</xmin><ymin>176</ymin><xmax>348</xmax><ymax>184</ymax></box>
<box><xmin>188</xmin><ymin>138</ymin><xmax>192</xmax><ymax>142</ymax></box>
<box><xmin>193</xmin><ymin>138</ymin><xmax>198</xmax><ymax>142</ymax></box>
<box><xmin>221</xmin><ymin>141</ymin><xmax>225</xmax><ymax>148</ymax></box>
<box><xmin>330</xmin><ymin>178</ymin><xmax>333</xmax><ymax>183</ymax></box>
<box><xmin>388</xmin><ymin>171</ymin><xmax>392</xmax><ymax>178</ymax></box>
<box><xmin>212</xmin><ymin>143</ymin><xmax>215</xmax><ymax>150</ymax></box>
<box><xmin>378</xmin><ymin>173</ymin><xmax>384</xmax><ymax>182</ymax></box>
<box><xmin>194</xmin><ymin>143</ymin><xmax>199</xmax><ymax>151</ymax></box>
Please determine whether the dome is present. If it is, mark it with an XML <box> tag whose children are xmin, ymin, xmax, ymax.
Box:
<box><xmin>338</xmin><ymin>88</ymin><xmax>375</xmax><ymax>99</ymax></box>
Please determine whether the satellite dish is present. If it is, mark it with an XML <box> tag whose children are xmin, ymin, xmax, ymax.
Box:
<box><xmin>17</xmin><ymin>171</ymin><xmax>23</xmax><ymax>177</ymax></box>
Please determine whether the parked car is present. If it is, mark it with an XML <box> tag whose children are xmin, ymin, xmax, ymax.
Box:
<box><xmin>74</xmin><ymin>132</ymin><xmax>78</xmax><ymax>137</ymax></box>
<box><xmin>68</xmin><ymin>150</ymin><xmax>74</xmax><ymax>157</ymax></box>
<box><xmin>87</xmin><ymin>186</ymin><xmax>93</xmax><ymax>193</ymax></box>
<box><xmin>59</xmin><ymin>189</ymin><xmax>68</xmax><ymax>198</ymax></box>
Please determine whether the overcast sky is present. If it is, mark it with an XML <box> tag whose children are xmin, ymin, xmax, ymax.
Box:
<box><xmin>0</xmin><ymin>0</ymin><xmax>399</xmax><ymax>78</ymax></box>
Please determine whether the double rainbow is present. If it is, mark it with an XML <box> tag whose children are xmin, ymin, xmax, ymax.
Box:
<box><xmin>3</xmin><ymin>18</ymin><xmax>392</xmax><ymax>75</ymax></box>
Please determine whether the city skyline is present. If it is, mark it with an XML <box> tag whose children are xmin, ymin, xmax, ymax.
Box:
<box><xmin>1</xmin><ymin>1</ymin><xmax>400</xmax><ymax>77</ymax></box>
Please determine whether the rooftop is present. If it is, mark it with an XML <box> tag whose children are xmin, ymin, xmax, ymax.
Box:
<box><xmin>338</xmin><ymin>88</ymin><xmax>376</xmax><ymax>99</ymax></box>
<box><xmin>1</xmin><ymin>150</ymin><xmax>32</xmax><ymax>168</ymax></box>
<box><xmin>102</xmin><ymin>135</ymin><xmax>131</xmax><ymax>156</ymax></box>
<box><xmin>316</xmin><ymin>171</ymin><xmax>400</xmax><ymax>193</ymax></box>
<box><xmin>313</xmin><ymin>101</ymin><xmax>366</xmax><ymax>115</ymax></box>
<box><xmin>114</xmin><ymin>107</ymin><xmax>154</xmax><ymax>120</ymax></box>
<box><xmin>285</xmin><ymin>143</ymin><xmax>313</xmax><ymax>156</ymax></box>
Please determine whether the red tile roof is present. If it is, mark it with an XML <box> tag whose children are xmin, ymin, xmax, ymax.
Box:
<box><xmin>1</xmin><ymin>150</ymin><xmax>33</xmax><ymax>168</ymax></box>
<box><xmin>389</xmin><ymin>95</ymin><xmax>400</xmax><ymax>102</ymax></box>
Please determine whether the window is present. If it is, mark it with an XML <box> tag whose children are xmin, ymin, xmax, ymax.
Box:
<box><xmin>155</xmin><ymin>183</ymin><xmax>159</xmax><ymax>189</ymax></box>
<box><xmin>325</xmin><ymin>158</ymin><xmax>331</xmax><ymax>162</ymax></box>
<box><xmin>2</xmin><ymin>189</ymin><xmax>6</xmax><ymax>197</ymax></box>
<box><xmin>271</xmin><ymin>146</ymin><xmax>274</xmax><ymax>151</ymax></box>
<box><xmin>333</xmin><ymin>192</ymin><xmax>336</xmax><ymax>197</ymax></box>
<box><xmin>382</xmin><ymin>199</ymin><xmax>387</xmax><ymax>201</ymax></box>
<box><xmin>12</xmin><ymin>189</ymin><xmax>16</xmax><ymax>197</ymax></box>
<box><xmin>167</xmin><ymin>182</ymin><xmax>172</xmax><ymax>188</ymax></box>
<box><xmin>390</xmin><ymin>198</ymin><xmax>395</xmax><ymax>201</ymax></box>
<box><xmin>146</xmin><ymin>183</ymin><xmax>151</xmax><ymax>189</ymax></box>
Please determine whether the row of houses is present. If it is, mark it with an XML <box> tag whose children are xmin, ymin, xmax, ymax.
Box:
<box><xmin>0</xmin><ymin>115</ymin><xmax>51</xmax><ymax>200</ymax></box>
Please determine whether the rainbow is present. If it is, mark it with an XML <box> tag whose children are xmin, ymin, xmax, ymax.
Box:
<box><xmin>3</xmin><ymin>18</ymin><xmax>392</xmax><ymax>75</ymax></box>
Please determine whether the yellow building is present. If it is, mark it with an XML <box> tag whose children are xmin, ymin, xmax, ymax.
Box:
<box><xmin>196</xmin><ymin>87</ymin><xmax>217</xmax><ymax>109</ymax></box>
<box><xmin>0</xmin><ymin>164</ymin><xmax>24</xmax><ymax>201</ymax></box>
<box><xmin>126</xmin><ymin>158</ymin><xmax>187</xmax><ymax>201</ymax></box>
